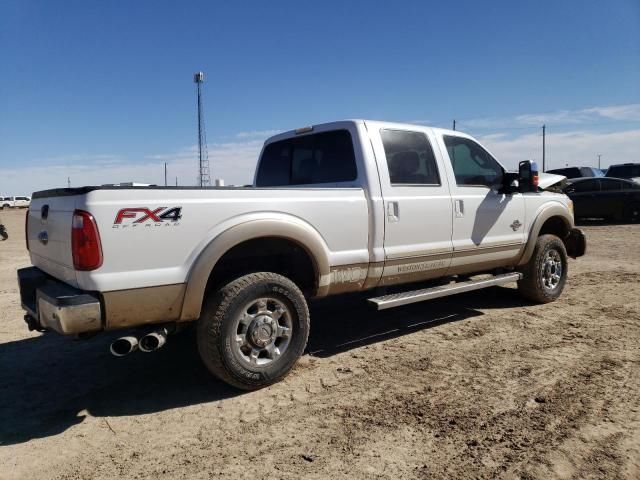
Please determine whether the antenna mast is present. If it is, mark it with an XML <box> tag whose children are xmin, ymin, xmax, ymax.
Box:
<box><xmin>194</xmin><ymin>72</ymin><xmax>211</xmax><ymax>187</ymax></box>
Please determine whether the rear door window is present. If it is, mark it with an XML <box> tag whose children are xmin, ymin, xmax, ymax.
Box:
<box><xmin>380</xmin><ymin>129</ymin><xmax>440</xmax><ymax>185</ymax></box>
<box><xmin>256</xmin><ymin>130</ymin><xmax>357</xmax><ymax>186</ymax></box>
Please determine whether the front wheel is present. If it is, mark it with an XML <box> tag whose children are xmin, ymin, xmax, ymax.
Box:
<box><xmin>0</xmin><ymin>226</ymin><xmax>7</xmax><ymax>241</ymax></box>
<box><xmin>518</xmin><ymin>234</ymin><xmax>568</xmax><ymax>303</ymax></box>
<box><xmin>197</xmin><ymin>272</ymin><xmax>310</xmax><ymax>390</ymax></box>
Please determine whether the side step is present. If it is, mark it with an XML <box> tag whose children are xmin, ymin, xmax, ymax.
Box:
<box><xmin>368</xmin><ymin>272</ymin><xmax>523</xmax><ymax>310</ymax></box>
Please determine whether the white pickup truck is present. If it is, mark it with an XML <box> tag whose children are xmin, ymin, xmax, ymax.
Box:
<box><xmin>18</xmin><ymin>120</ymin><xmax>586</xmax><ymax>389</ymax></box>
<box><xmin>1</xmin><ymin>196</ymin><xmax>31</xmax><ymax>209</ymax></box>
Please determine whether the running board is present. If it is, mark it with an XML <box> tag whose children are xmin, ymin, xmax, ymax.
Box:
<box><xmin>368</xmin><ymin>272</ymin><xmax>523</xmax><ymax>310</ymax></box>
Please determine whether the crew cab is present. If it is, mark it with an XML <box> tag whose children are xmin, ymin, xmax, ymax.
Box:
<box><xmin>18</xmin><ymin>120</ymin><xmax>586</xmax><ymax>389</ymax></box>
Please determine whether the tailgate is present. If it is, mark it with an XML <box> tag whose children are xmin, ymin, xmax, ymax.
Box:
<box><xmin>27</xmin><ymin>196</ymin><xmax>78</xmax><ymax>288</ymax></box>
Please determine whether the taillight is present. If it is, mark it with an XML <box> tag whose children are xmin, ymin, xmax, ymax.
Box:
<box><xmin>25</xmin><ymin>210</ymin><xmax>30</xmax><ymax>251</ymax></box>
<box><xmin>72</xmin><ymin>210</ymin><xmax>103</xmax><ymax>271</ymax></box>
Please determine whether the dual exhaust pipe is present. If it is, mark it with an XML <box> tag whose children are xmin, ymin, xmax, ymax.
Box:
<box><xmin>109</xmin><ymin>326</ymin><xmax>169</xmax><ymax>357</ymax></box>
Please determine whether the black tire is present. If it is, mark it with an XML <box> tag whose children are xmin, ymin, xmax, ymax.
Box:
<box><xmin>0</xmin><ymin>230</ymin><xmax>6</xmax><ymax>241</ymax></box>
<box><xmin>197</xmin><ymin>272</ymin><xmax>310</xmax><ymax>390</ymax></box>
<box><xmin>518</xmin><ymin>234</ymin><xmax>568</xmax><ymax>303</ymax></box>
<box><xmin>624</xmin><ymin>203</ymin><xmax>640</xmax><ymax>223</ymax></box>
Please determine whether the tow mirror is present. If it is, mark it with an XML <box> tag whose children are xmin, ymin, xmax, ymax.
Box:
<box><xmin>518</xmin><ymin>160</ymin><xmax>539</xmax><ymax>193</ymax></box>
<box><xmin>501</xmin><ymin>172</ymin><xmax>519</xmax><ymax>194</ymax></box>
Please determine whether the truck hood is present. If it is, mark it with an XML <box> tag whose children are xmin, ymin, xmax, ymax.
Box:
<box><xmin>538</xmin><ymin>172</ymin><xmax>566</xmax><ymax>190</ymax></box>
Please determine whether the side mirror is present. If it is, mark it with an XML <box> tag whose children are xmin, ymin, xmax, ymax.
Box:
<box><xmin>518</xmin><ymin>160</ymin><xmax>539</xmax><ymax>193</ymax></box>
<box><xmin>500</xmin><ymin>172</ymin><xmax>519</xmax><ymax>194</ymax></box>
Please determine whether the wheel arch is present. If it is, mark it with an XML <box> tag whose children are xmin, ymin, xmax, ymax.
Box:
<box><xmin>517</xmin><ymin>204</ymin><xmax>574</xmax><ymax>266</ymax></box>
<box><xmin>180</xmin><ymin>216</ymin><xmax>331</xmax><ymax>321</ymax></box>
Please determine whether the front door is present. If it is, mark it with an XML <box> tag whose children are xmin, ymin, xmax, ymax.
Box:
<box><xmin>435</xmin><ymin>134</ymin><xmax>526</xmax><ymax>273</ymax></box>
<box><xmin>366</xmin><ymin>122</ymin><xmax>454</xmax><ymax>285</ymax></box>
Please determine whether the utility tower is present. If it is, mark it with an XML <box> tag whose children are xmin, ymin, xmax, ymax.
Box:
<box><xmin>194</xmin><ymin>72</ymin><xmax>211</xmax><ymax>187</ymax></box>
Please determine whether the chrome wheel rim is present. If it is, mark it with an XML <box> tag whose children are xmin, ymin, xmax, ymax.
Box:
<box><xmin>232</xmin><ymin>297</ymin><xmax>292</xmax><ymax>367</ymax></box>
<box><xmin>541</xmin><ymin>249</ymin><xmax>563</xmax><ymax>291</ymax></box>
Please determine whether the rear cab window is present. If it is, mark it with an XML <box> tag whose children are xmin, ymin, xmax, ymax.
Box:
<box><xmin>256</xmin><ymin>130</ymin><xmax>357</xmax><ymax>187</ymax></box>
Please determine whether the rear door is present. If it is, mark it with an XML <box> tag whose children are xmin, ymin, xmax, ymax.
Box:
<box><xmin>367</xmin><ymin>122</ymin><xmax>453</xmax><ymax>285</ymax></box>
<box><xmin>435</xmin><ymin>133</ymin><xmax>526</xmax><ymax>272</ymax></box>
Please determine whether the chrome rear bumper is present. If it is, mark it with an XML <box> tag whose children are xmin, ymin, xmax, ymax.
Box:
<box><xmin>17</xmin><ymin>267</ymin><xmax>102</xmax><ymax>335</ymax></box>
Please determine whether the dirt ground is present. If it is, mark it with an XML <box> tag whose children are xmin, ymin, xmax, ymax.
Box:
<box><xmin>0</xmin><ymin>208</ymin><xmax>638</xmax><ymax>480</ymax></box>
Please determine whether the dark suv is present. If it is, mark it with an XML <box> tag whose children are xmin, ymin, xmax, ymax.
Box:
<box><xmin>605</xmin><ymin>163</ymin><xmax>640</xmax><ymax>181</ymax></box>
<box><xmin>547</xmin><ymin>166</ymin><xmax>604</xmax><ymax>179</ymax></box>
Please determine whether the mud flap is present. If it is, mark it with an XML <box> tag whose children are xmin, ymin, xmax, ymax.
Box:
<box><xmin>565</xmin><ymin>228</ymin><xmax>586</xmax><ymax>258</ymax></box>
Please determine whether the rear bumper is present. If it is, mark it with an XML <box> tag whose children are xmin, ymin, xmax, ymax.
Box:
<box><xmin>566</xmin><ymin>228</ymin><xmax>586</xmax><ymax>258</ymax></box>
<box><xmin>17</xmin><ymin>267</ymin><xmax>102</xmax><ymax>335</ymax></box>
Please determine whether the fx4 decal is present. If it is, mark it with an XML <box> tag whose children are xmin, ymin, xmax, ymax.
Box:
<box><xmin>113</xmin><ymin>207</ymin><xmax>182</xmax><ymax>228</ymax></box>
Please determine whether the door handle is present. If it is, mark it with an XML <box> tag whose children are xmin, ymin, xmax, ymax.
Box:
<box><xmin>455</xmin><ymin>199</ymin><xmax>464</xmax><ymax>217</ymax></box>
<box><xmin>387</xmin><ymin>201</ymin><xmax>399</xmax><ymax>222</ymax></box>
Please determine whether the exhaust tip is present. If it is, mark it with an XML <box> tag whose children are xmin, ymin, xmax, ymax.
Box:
<box><xmin>110</xmin><ymin>336</ymin><xmax>139</xmax><ymax>357</ymax></box>
<box><xmin>139</xmin><ymin>331</ymin><xmax>167</xmax><ymax>353</ymax></box>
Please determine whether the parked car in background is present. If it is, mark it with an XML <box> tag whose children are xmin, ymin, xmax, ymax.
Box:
<box><xmin>1</xmin><ymin>196</ymin><xmax>31</xmax><ymax>209</ymax></box>
<box><xmin>547</xmin><ymin>166</ymin><xmax>604</xmax><ymax>179</ymax></box>
<box><xmin>605</xmin><ymin>163</ymin><xmax>640</xmax><ymax>183</ymax></box>
<box><xmin>563</xmin><ymin>177</ymin><xmax>640</xmax><ymax>222</ymax></box>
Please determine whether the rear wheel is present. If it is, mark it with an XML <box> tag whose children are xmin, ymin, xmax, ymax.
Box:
<box><xmin>624</xmin><ymin>203</ymin><xmax>640</xmax><ymax>223</ymax></box>
<box><xmin>518</xmin><ymin>234</ymin><xmax>568</xmax><ymax>303</ymax></box>
<box><xmin>197</xmin><ymin>272</ymin><xmax>310</xmax><ymax>390</ymax></box>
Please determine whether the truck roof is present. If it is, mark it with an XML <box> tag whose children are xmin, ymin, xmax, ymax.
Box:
<box><xmin>265</xmin><ymin>119</ymin><xmax>470</xmax><ymax>145</ymax></box>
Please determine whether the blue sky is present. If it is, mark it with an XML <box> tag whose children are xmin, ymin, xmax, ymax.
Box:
<box><xmin>1</xmin><ymin>0</ymin><xmax>639</xmax><ymax>194</ymax></box>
